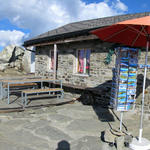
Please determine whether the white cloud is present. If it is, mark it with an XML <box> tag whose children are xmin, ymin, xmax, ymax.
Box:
<box><xmin>79</xmin><ymin>2</ymin><xmax>118</xmax><ymax>20</ymax></box>
<box><xmin>114</xmin><ymin>0</ymin><xmax>128</xmax><ymax>12</ymax></box>
<box><xmin>0</xmin><ymin>0</ymin><xmax>128</xmax><ymax>47</ymax></box>
<box><xmin>0</xmin><ymin>30</ymin><xmax>27</xmax><ymax>47</ymax></box>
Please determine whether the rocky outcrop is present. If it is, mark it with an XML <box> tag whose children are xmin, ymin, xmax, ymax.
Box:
<box><xmin>0</xmin><ymin>45</ymin><xmax>31</xmax><ymax>73</ymax></box>
<box><xmin>0</xmin><ymin>63</ymin><xmax>9</xmax><ymax>72</ymax></box>
<box><xmin>0</xmin><ymin>45</ymin><xmax>24</xmax><ymax>63</ymax></box>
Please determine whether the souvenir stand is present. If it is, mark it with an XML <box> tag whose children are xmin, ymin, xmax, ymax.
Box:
<box><xmin>111</xmin><ymin>47</ymin><xmax>139</xmax><ymax>131</ymax></box>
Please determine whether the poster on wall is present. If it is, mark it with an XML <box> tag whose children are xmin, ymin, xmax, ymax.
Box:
<box><xmin>111</xmin><ymin>47</ymin><xmax>139</xmax><ymax>111</ymax></box>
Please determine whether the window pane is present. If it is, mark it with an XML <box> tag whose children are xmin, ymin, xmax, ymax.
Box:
<box><xmin>86</xmin><ymin>50</ymin><xmax>90</xmax><ymax>74</ymax></box>
<box><xmin>78</xmin><ymin>50</ymin><xmax>84</xmax><ymax>73</ymax></box>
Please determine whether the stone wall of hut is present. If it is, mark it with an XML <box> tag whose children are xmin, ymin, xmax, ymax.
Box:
<box><xmin>35</xmin><ymin>39</ymin><xmax>150</xmax><ymax>110</ymax></box>
<box><xmin>35</xmin><ymin>40</ymin><xmax>115</xmax><ymax>86</ymax></box>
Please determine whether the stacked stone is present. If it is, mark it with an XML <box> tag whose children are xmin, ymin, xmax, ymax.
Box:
<box><xmin>35</xmin><ymin>40</ymin><xmax>150</xmax><ymax>111</ymax></box>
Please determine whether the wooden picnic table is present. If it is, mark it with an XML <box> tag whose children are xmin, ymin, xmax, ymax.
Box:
<box><xmin>0</xmin><ymin>78</ymin><xmax>62</xmax><ymax>104</ymax></box>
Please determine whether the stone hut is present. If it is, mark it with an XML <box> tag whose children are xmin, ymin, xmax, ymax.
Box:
<box><xmin>24</xmin><ymin>12</ymin><xmax>150</xmax><ymax>108</ymax></box>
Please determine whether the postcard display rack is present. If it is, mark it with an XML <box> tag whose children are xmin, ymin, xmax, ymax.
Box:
<box><xmin>111</xmin><ymin>47</ymin><xmax>138</xmax><ymax>111</ymax></box>
<box><xmin>111</xmin><ymin>47</ymin><xmax>139</xmax><ymax>131</ymax></box>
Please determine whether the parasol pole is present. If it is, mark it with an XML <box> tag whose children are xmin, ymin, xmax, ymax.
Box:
<box><xmin>138</xmin><ymin>37</ymin><xmax>149</xmax><ymax>142</ymax></box>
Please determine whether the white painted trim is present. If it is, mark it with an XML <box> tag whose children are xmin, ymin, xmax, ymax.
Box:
<box><xmin>53</xmin><ymin>44</ymin><xmax>57</xmax><ymax>79</ymax></box>
<box><xmin>83</xmin><ymin>50</ymin><xmax>86</xmax><ymax>74</ymax></box>
<box><xmin>29</xmin><ymin>46</ymin><xmax>35</xmax><ymax>73</ymax></box>
<box><xmin>47</xmin><ymin>49</ymin><xmax>51</xmax><ymax>71</ymax></box>
<box><xmin>73</xmin><ymin>74</ymin><xmax>89</xmax><ymax>77</ymax></box>
<box><xmin>75</xmin><ymin>50</ymin><xmax>78</xmax><ymax>73</ymax></box>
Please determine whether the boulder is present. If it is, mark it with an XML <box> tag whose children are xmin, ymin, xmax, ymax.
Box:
<box><xmin>115</xmin><ymin>136</ymin><xmax>125</xmax><ymax>150</ymax></box>
<box><xmin>14</xmin><ymin>59</ymin><xmax>22</xmax><ymax>71</ymax></box>
<box><xmin>103</xmin><ymin>129</ymin><xmax>116</xmax><ymax>143</ymax></box>
<box><xmin>0</xmin><ymin>45</ymin><xmax>24</xmax><ymax>63</ymax></box>
<box><xmin>0</xmin><ymin>63</ymin><xmax>9</xmax><ymax>72</ymax></box>
<box><xmin>9</xmin><ymin>62</ymin><xmax>15</xmax><ymax>68</ymax></box>
<box><xmin>0</xmin><ymin>45</ymin><xmax>32</xmax><ymax>73</ymax></box>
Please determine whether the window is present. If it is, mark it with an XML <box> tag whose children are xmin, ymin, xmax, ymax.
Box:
<box><xmin>76</xmin><ymin>49</ymin><xmax>91</xmax><ymax>74</ymax></box>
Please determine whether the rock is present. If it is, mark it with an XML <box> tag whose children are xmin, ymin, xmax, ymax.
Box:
<box><xmin>115</xmin><ymin>136</ymin><xmax>125</xmax><ymax>150</ymax></box>
<box><xmin>9</xmin><ymin>61</ymin><xmax>15</xmax><ymax>68</ymax></box>
<box><xmin>0</xmin><ymin>45</ymin><xmax>24</xmax><ymax>63</ymax></box>
<box><xmin>3</xmin><ymin>68</ymin><xmax>23</xmax><ymax>75</ymax></box>
<box><xmin>102</xmin><ymin>129</ymin><xmax>116</xmax><ymax>144</ymax></box>
<box><xmin>0</xmin><ymin>63</ymin><xmax>9</xmax><ymax>71</ymax></box>
<box><xmin>0</xmin><ymin>45</ymin><xmax>24</xmax><ymax>73</ymax></box>
<box><xmin>14</xmin><ymin>59</ymin><xmax>22</xmax><ymax>70</ymax></box>
<box><xmin>103</xmin><ymin>129</ymin><xmax>116</xmax><ymax>144</ymax></box>
<box><xmin>0</xmin><ymin>45</ymin><xmax>15</xmax><ymax>62</ymax></box>
<box><xmin>0</xmin><ymin>45</ymin><xmax>32</xmax><ymax>74</ymax></box>
<box><xmin>124</xmin><ymin>135</ymin><xmax>133</xmax><ymax>147</ymax></box>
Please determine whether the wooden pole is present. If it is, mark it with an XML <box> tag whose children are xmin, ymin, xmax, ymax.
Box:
<box><xmin>53</xmin><ymin>44</ymin><xmax>57</xmax><ymax>80</ymax></box>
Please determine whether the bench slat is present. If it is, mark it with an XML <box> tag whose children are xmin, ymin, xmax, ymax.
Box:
<box><xmin>3</xmin><ymin>83</ymin><xmax>38</xmax><ymax>88</ymax></box>
<box><xmin>22</xmin><ymin>88</ymin><xmax>63</xmax><ymax>94</ymax></box>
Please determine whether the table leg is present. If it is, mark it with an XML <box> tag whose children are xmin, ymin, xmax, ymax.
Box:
<box><xmin>0</xmin><ymin>82</ymin><xmax>2</xmax><ymax>99</ymax></box>
<box><xmin>7</xmin><ymin>83</ymin><xmax>10</xmax><ymax>104</ymax></box>
<box><xmin>61</xmin><ymin>91</ymin><xmax>64</xmax><ymax>99</ymax></box>
<box><xmin>57</xmin><ymin>92</ymin><xmax>59</xmax><ymax>99</ymax></box>
<box><xmin>21</xmin><ymin>92</ymin><xmax>24</xmax><ymax>105</ymax></box>
<box><xmin>60</xmin><ymin>80</ymin><xmax>62</xmax><ymax>89</ymax></box>
<box><xmin>25</xmin><ymin>93</ymin><xmax>27</xmax><ymax>106</ymax></box>
<box><xmin>41</xmin><ymin>82</ymin><xmax>43</xmax><ymax>89</ymax></box>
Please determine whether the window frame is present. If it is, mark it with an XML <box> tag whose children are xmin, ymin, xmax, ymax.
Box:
<box><xmin>75</xmin><ymin>49</ymin><xmax>91</xmax><ymax>75</ymax></box>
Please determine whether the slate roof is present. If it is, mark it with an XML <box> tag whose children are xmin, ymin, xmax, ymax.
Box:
<box><xmin>24</xmin><ymin>12</ymin><xmax>150</xmax><ymax>47</ymax></box>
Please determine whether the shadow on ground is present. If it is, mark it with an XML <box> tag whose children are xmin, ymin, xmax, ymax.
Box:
<box><xmin>56</xmin><ymin>140</ymin><xmax>70</xmax><ymax>150</ymax></box>
<box><xmin>78</xmin><ymin>80</ymin><xmax>114</xmax><ymax>123</ymax></box>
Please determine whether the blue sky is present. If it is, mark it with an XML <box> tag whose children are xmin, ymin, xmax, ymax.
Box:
<box><xmin>0</xmin><ymin>0</ymin><xmax>150</xmax><ymax>51</ymax></box>
<box><xmin>85</xmin><ymin>0</ymin><xmax>150</xmax><ymax>13</ymax></box>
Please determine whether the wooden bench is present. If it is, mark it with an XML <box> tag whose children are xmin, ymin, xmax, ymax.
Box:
<box><xmin>21</xmin><ymin>88</ymin><xmax>64</xmax><ymax>106</ymax></box>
